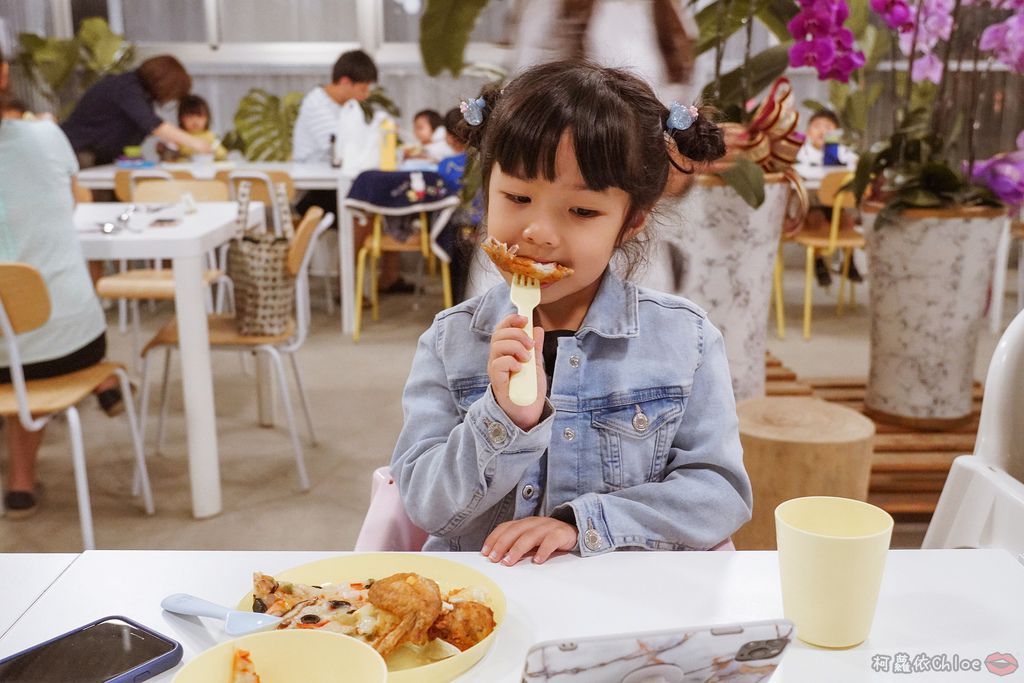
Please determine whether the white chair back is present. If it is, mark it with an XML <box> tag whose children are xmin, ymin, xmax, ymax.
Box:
<box><xmin>923</xmin><ymin>308</ymin><xmax>1024</xmax><ymax>553</ymax></box>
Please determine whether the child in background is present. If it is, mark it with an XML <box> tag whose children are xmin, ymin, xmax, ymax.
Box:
<box><xmin>391</xmin><ymin>61</ymin><xmax>752</xmax><ymax>565</ymax></box>
<box><xmin>174</xmin><ymin>94</ymin><xmax>227</xmax><ymax>160</ymax></box>
<box><xmin>797</xmin><ymin>109</ymin><xmax>856</xmax><ymax>167</ymax></box>
<box><xmin>436</xmin><ymin>107</ymin><xmax>467</xmax><ymax>193</ymax></box>
<box><xmin>406</xmin><ymin>108</ymin><xmax>453</xmax><ymax>162</ymax></box>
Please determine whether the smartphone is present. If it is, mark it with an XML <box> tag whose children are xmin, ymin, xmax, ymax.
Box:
<box><xmin>522</xmin><ymin>619</ymin><xmax>793</xmax><ymax>682</ymax></box>
<box><xmin>0</xmin><ymin>616</ymin><xmax>183</xmax><ymax>683</ymax></box>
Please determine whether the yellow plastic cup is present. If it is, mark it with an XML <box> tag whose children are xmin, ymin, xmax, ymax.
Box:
<box><xmin>775</xmin><ymin>496</ymin><xmax>893</xmax><ymax>648</ymax></box>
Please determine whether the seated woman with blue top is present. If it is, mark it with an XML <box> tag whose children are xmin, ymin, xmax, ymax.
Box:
<box><xmin>0</xmin><ymin>46</ymin><xmax>124</xmax><ymax>517</ymax></box>
<box><xmin>60</xmin><ymin>55</ymin><xmax>212</xmax><ymax>166</ymax></box>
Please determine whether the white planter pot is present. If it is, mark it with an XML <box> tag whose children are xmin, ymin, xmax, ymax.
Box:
<box><xmin>863</xmin><ymin>204</ymin><xmax>1007</xmax><ymax>427</ymax></box>
<box><xmin>641</xmin><ymin>176</ymin><xmax>791</xmax><ymax>400</ymax></box>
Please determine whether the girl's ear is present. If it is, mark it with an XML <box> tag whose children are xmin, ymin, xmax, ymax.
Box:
<box><xmin>622</xmin><ymin>209</ymin><xmax>648</xmax><ymax>242</ymax></box>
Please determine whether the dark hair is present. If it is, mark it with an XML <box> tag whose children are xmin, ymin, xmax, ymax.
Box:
<box><xmin>458</xmin><ymin>60</ymin><xmax>725</xmax><ymax>242</ymax></box>
<box><xmin>332</xmin><ymin>50</ymin><xmax>378</xmax><ymax>85</ymax></box>
<box><xmin>809</xmin><ymin>109</ymin><xmax>841</xmax><ymax>127</ymax></box>
<box><xmin>3</xmin><ymin>98</ymin><xmax>27</xmax><ymax>115</ymax></box>
<box><xmin>414</xmin><ymin>109</ymin><xmax>443</xmax><ymax>131</ymax></box>
<box><xmin>178</xmin><ymin>94</ymin><xmax>212</xmax><ymax>128</ymax></box>
<box><xmin>136</xmin><ymin>55</ymin><xmax>192</xmax><ymax>104</ymax></box>
<box><xmin>443</xmin><ymin>107</ymin><xmax>465</xmax><ymax>144</ymax></box>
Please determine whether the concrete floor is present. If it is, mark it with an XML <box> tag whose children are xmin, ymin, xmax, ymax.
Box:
<box><xmin>1</xmin><ymin>265</ymin><xmax>1017</xmax><ymax>553</ymax></box>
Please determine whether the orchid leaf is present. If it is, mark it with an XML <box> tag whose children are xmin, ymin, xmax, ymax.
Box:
<box><xmin>718</xmin><ymin>157</ymin><xmax>766</xmax><ymax>208</ymax></box>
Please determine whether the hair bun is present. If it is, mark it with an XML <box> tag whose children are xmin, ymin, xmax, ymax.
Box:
<box><xmin>670</xmin><ymin>104</ymin><xmax>726</xmax><ymax>164</ymax></box>
<box><xmin>453</xmin><ymin>85</ymin><xmax>503</xmax><ymax>151</ymax></box>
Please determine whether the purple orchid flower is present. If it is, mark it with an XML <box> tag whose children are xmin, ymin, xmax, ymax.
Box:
<box><xmin>972</xmin><ymin>152</ymin><xmax>1024</xmax><ymax>208</ymax></box>
<box><xmin>788</xmin><ymin>0</ymin><xmax>865</xmax><ymax>81</ymax></box>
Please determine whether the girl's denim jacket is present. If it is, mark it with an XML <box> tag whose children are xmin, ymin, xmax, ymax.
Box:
<box><xmin>391</xmin><ymin>270</ymin><xmax>752</xmax><ymax>556</ymax></box>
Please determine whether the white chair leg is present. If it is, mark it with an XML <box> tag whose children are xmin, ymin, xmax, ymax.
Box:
<box><xmin>130</xmin><ymin>299</ymin><xmax>142</xmax><ymax>374</ymax></box>
<box><xmin>156</xmin><ymin>347</ymin><xmax>173</xmax><ymax>455</ymax></box>
<box><xmin>265</xmin><ymin>348</ymin><xmax>310</xmax><ymax>491</ymax></box>
<box><xmin>287</xmin><ymin>352</ymin><xmax>317</xmax><ymax>445</ymax></box>
<box><xmin>65</xmin><ymin>406</ymin><xmax>96</xmax><ymax>550</ymax></box>
<box><xmin>117</xmin><ymin>368</ymin><xmax>154</xmax><ymax>515</ymax></box>
<box><xmin>133</xmin><ymin>353</ymin><xmax>152</xmax><ymax>498</ymax></box>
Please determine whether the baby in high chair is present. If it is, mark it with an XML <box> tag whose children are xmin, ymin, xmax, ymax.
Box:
<box><xmin>391</xmin><ymin>60</ymin><xmax>752</xmax><ymax>566</ymax></box>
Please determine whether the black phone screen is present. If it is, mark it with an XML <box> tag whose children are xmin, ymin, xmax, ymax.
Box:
<box><xmin>0</xmin><ymin>618</ymin><xmax>177</xmax><ymax>682</ymax></box>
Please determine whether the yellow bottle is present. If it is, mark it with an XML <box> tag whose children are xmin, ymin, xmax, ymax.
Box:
<box><xmin>379</xmin><ymin>119</ymin><xmax>397</xmax><ymax>171</ymax></box>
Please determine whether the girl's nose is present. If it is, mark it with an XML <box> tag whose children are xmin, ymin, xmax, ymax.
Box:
<box><xmin>522</xmin><ymin>220</ymin><xmax>558</xmax><ymax>247</ymax></box>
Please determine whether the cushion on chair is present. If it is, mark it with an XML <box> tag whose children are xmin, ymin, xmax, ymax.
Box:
<box><xmin>0</xmin><ymin>362</ymin><xmax>122</xmax><ymax>416</ymax></box>
<box><xmin>96</xmin><ymin>269</ymin><xmax>224</xmax><ymax>300</ymax></box>
<box><xmin>353</xmin><ymin>467</ymin><xmax>429</xmax><ymax>552</ymax></box>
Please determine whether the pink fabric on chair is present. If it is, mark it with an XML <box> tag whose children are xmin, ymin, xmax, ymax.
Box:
<box><xmin>711</xmin><ymin>538</ymin><xmax>736</xmax><ymax>551</ymax></box>
<box><xmin>353</xmin><ymin>467</ymin><xmax>429</xmax><ymax>551</ymax></box>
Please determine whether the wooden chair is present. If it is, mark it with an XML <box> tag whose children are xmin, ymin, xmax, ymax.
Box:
<box><xmin>219</xmin><ymin>170</ymin><xmax>296</xmax><ymax>237</ymax></box>
<box><xmin>0</xmin><ymin>264</ymin><xmax>154</xmax><ymax>549</ymax></box>
<box><xmin>95</xmin><ymin>179</ymin><xmax>233</xmax><ymax>367</ymax></box>
<box><xmin>113</xmin><ymin>168</ymin><xmax>194</xmax><ymax>201</ymax></box>
<box><xmin>789</xmin><ymin>171</ymin><xmax>865</xmax><ymax>340</ymax></box>
<box><xmin>352</xmin><ymin>211</ymin><xmax>454</xmax><ymax>342</ymax></box>
<box><xmin>137</xmin><ymin>208</ymin><xmax>335</xmax><ymax>491</ymax></box>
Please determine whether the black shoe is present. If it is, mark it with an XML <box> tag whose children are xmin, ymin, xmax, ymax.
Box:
<box><xmin>814</xmin><ymin>257</ymin><xmax>832</xmax><ymax>288</ymax></box>
<box><xmin>97</xmin><ymin>386</ymin><xmax>126</xmax><ymax>417</ymax></box>
<box><xmin>380</xmin><ymin>278</ymin><xmax>416</xmax><ymax>295</ymax></box>
<box><xmin>4</xmin><ymin>484</ymin><xmax>43</xmax><ymax>519</ymax></box>
<box><xmin>846</xmin><ymin>259</ymin><xmax>863</xmax><ymax>283</ymax></box>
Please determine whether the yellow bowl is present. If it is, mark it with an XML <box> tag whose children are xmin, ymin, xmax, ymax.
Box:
<box><xmin>172</xmin><ymin>629</ymin><xmax>387</xmax><ymax>683</ymax></box>
<box><xmin>237</xmin><ymin>553</ymin><xmax>507</xmax><ymax>682</ymax></box>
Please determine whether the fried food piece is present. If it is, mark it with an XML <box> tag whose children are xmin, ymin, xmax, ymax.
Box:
<box><xmin>231</xmin><ymin>648</ymin><xmax>261</xmax><ymax>683</ymax></box>
<box><xmin>251</xmin><ymin>572</ymin><xmax>322</xmax><ymax>615</ymax></box>
<box><xmin>428</xmin><ymin>601</ymin><xmax>496</xmax><ymax>651</ymax></box>
<box><xmin>368</xmin><ymin>573</ymin><xmax>443</xmax><ymax>657</ymax></box>
<box><xmin>481</xmin><ymin>237</ymin><xmax>573</xmax><ymax>284</ymax></box>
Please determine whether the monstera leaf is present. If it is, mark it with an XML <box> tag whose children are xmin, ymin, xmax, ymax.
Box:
<box><xmin>359</xmin><ymin>86</ymin><xmax>401</xmax><ymax>124</ymax></box>
<box><xmin>16</xmin><ymin>33</ymin><xmax>79</xmax><ymax>105</ymax></box>
<box><xmin>231</xmin><ymin>89</ymin><xmax>304</xmax><ymax>161</ymax></box>
<box><xmin>419</xmin><ymin>0</ymin><xmax>491</xmax><ymax>76</ymax></box>
<box><xmin>77</xmin><ymin>17</ymin><xmax>134</xmax><ymax>89</ymax></box>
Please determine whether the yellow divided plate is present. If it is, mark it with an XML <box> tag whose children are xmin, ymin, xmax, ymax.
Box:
<box><xmin>172</xmin><ymin>629</ymin><xmax>387</xmax><ymax>683</ymax></box>
<box><xmin>237</xmin><ymin>553</ymin><xmax>507</xmax><ymax>683</ymax></box>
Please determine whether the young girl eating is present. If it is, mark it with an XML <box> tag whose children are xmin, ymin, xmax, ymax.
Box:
<box><xmin>390</xmin><ymin>60</ymin><xmax>752</xmax><ymax>565</ymax></box>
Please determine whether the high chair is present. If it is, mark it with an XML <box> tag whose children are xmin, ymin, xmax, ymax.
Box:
<box><xmin>353</xmin><ymin>466</ymin><xmax>429</xmax><ymax>551</ymax></box>
<box><xmin>352</xmin><ymin>211</ymin><xmax>454</xmax><ymax>342</ymax></box>
<box><xmin>94</xmin><ymin>179</ymin><xmax>234</xmax><ymax>369</ymax></box>
<box><xmin>788</xmin><ymin>171</ymin><xmax>865</xmax><ymax>340</ymax></box>
<box><xmin>137</xmin><ymin>208</ymin><xmax>335</xmax><ymax>491</ymax></box>
<box><xmin>923</xmin><ymin>308</ymin><xmax>1024</xmax><ymax>555</ymax></box>
<box><xmin>0</xmin><ymin>264</ymin><xmax>154</xmax><ymax>550</ymax></box>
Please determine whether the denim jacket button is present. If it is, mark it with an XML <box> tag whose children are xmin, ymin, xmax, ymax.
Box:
<box><xmin>584</xmin><ymin>529</ymin><xmax>602</xmax><ymax>551</ymax></box>
<box><xmin>521</xmin><ymin>484</ymin><xmax>535</xmax><ymax>499</ymax></box>
<box><xmin>568</xmin><ymin>355</ymin><xmax>581</xmax><ymax>368</ymax></box>
<box><xmin>486</xmin><ymin>421</ymin><xmax>508</xmax><ymax>445</ymax></box>
<box><xmin>563</xmin><ymin>427</ymin><xmax>576</xmax><ymax>441</ymax></box>
<box><xmin>632</xmin><ymin>406</ymin><xmax>650</xmax><ymax>432</ymax></box>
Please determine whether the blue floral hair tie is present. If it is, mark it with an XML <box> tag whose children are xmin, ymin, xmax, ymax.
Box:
<box><xmin>460</xmin><ymin>97</ymin><xmax>487</xmax><ymax>126</ymax></box>
<box><xmin>666</xmin><ymin>102</ymin><xmax>699</xmax><ymax>133</ymax></box>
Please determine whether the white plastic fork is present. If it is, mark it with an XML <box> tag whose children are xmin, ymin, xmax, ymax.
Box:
<box><xmin>509</xmin><ymin>273</ymin><xmax>541</xmax><ymax>406</ymax></box>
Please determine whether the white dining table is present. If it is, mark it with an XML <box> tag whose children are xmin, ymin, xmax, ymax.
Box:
<box><xmin>793</xmin><ymin>162</ymin><xmax>856</xmax><ymax>192</ymax></box>
<box><xmin>77</xmin><ymin>161</ymin><xmax>361</xmax><ymax>336</ymax></box>
<box><xmin>1</xmin><ymin>549</ymin><xmax>1021</xmax><ymax>682</ymax></box>
<box><xmin>75</xmin><ymin>202</ymin><xmax>262</xmax><ymax>519</ymax></box>
<box><xmin>0</xmin><ymin>553</ymin><xmax>78</xmax><ymax>638</ymax></box>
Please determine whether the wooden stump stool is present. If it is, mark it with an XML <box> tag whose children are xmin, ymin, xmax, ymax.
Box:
<box><xmin>733</xmin><ymin>396</ymin><xmax>875</xmax><ymax>550</ymax></box>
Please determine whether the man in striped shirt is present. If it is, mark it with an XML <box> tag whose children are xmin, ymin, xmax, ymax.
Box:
<box><xmin>292</xmin><ymin>50</ymin><xmax>377</xmax><ymax>166</ymax></box>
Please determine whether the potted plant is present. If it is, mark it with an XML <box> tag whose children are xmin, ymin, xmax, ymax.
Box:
<box><xmin>853</xmin><ymin>0</ymin><xmax>1024</xmax><ymax>428</ymax></box>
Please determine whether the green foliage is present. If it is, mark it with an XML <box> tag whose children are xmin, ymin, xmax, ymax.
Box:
<box><xmin>717</xmin><ymin>157</ymin><xmax>767</xmax><ymax>208</ymax></box>
<box><xmin>358</xmin><ymin>86</ymin><xmax>401</xmax><ymax>124</ymax></box>
<box><xmin>701</xmin><ymin>44</ymin><xmax>791</xmax><ymax>120</ymax></box>
<box><xmin>16</xmin><ymin>17</ymin><xmax>133</xmax><ymax>118</ymax></box>
<box><xmin>419</xmin><ymin>0</ymin><xmax>491</xmax><ymax>77</ymax></box>
<box><xmin>229</xmin><ymin>89</ymin><xmax>303</xmax><ymax>161</ymax></box>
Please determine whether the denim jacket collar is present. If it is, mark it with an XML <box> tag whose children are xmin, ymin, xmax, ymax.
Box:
<box><xmin>469</xmin><ymin>269</ymin><xmax>639</xmax><ymax>339</ymax></box>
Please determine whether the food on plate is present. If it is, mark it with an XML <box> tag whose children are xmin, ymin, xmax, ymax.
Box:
<box><xmin>230</xmin><ymin>648</ymin><xmax>261</xmax><ymax>683</ymax></box>
<box><xmin>250</xmin><ymin>571</ymin><xmax>496</xmax><ymax>664</ymax></box>
<box><xmin>481</xmin><ymin>237</ymin><xmax>573</xmax><ymax>284</ymax></box>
